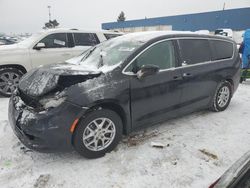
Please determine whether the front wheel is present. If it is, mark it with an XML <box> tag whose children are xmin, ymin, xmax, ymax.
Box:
<box><xmin>73</xmin><ymin>109</ymin><xmax>123</xmax><ymax>159</ymax></box>
<box><xmin>210</xmin><ymin>81</ymin><xmax>232</xmax><ymax>112</ymax></box>
<box><xmin>0</xmin><ymin>68</ymin><xmax>23</xmax><ymax>97</ymax></box>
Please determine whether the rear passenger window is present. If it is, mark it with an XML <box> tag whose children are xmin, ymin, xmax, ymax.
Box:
<box><xmin>178</xmin><ymin>39</ymin><xmax>211</xmax><ymax>65</ymax></box>
<box><xmin>210</xmin><ymin>40</ymin><xmax>233</xmax><ymax>61</ymax></box>
<box><xmin>73</xmin><ymin>33</ymin><xmax>99</xmax><ymax>46</ymax></box>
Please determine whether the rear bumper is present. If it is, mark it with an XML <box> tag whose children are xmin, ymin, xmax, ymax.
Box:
<box><xmin>8</xmin><ymin>95</ymin><xmax>85</xmax><ymax>152</ymax></box>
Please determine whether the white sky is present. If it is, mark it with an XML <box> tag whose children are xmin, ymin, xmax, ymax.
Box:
<box><xmin>0</xmin><ymin>0</ymin><xmax>249</xmax><ymax>34</ymax></box>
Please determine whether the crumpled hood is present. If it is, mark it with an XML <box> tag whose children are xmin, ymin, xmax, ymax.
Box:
<box><xmin>18</xmin><ymin>63</ymin><xmax>101</xmax><ymax>97</ymax></box>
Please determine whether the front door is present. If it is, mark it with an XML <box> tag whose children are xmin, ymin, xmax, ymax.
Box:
<box><xmin>124</xmin><ymin>40</ymin><xmax>183</xmax><ymax>129</ymax></box>
<box><xmin>29</xmin><ymin>33</ymin><xmax>73</xmax><ymax>68</ymax></box>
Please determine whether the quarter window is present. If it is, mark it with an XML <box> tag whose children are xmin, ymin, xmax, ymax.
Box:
<box><xmin>210</xmin><ymin>40</ymin><xmax>233</xmax><ymax>60</ymax></box>
<box><xmin>38</xmin><ymin>33</ymin><xmax>68</xmax><ymax>48</ymax></box>
<box><xmin>73</xmin><ymin>33</ymin><xmax>99</xmax><ymax>46</ymax></box>
<box><xmin>127</xmin><ymin>40</ymin><xmax>176</xmax><ymax>73</ymax></box>
<box><xmin>178</xmin><ymin>39</ymin><xmax>211</xmax><ymax>65</ymax></box>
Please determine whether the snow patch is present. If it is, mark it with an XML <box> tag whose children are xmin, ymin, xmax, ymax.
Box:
<box><xmin>20</xmin><ymin>110</ymin><xmax>35</xmax><ymax>124</ymax></box>
<box><xmin>39</xmin><ymin>91</ymin><xmax>67</xmax><ymax>109</ymax></box>
<box><xmin>40</xmin><ymin>97</ymin><xmax>66</xmax><ymax>109</ymax></box>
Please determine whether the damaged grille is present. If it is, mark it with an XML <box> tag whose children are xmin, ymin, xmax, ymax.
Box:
<box><xmin>18</xmin><ymin>89</ymin><xmax>44</xmax><ymax>111</ymax></box>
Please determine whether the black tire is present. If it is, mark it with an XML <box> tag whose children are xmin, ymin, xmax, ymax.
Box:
<box><xmin>210</xmin><ymin>81</ymin><xmax>232</xmax><ymax>112</ymax></box>
<box><xmin>0</xmin><ymin>68</ymin><xmax>23</xmax><ymax>97</ymax></box>
<box><xmin>73</xmin><ymin>109</ymin><xmax>123</xmax><ymax>159</ymax></box>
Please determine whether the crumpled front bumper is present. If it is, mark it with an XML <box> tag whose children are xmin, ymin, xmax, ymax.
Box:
<box><xmin>8</xmin><ymin>95</ymin><xmax>85</xmax><ymax>152</ymax></box>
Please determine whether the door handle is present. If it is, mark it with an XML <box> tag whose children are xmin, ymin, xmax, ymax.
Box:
<box><xmin>183</xmin><ymin>73</ymin><xmax>192</xmax><ymax>78</ymax></box>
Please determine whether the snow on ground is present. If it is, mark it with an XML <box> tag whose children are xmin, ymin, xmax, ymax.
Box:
<box><xmin>0</xmin><ymin>82</ymin><xmax>250</xmax><ymax>188</ymax></box>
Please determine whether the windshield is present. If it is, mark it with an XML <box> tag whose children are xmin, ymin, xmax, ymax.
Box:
<box><xmin>74</xmin><ymin>36</ymin><xmax>145</xmax><ymax>72</ymax></box>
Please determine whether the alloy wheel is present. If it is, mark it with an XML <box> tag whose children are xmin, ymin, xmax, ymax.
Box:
<box><xmin>82</xmin><ymin>118</ymin><xmax>116</xmax><ymax>151</ymax></box>
<box><xmin>217</xmin><ymin>86</ymin><xmax>230</xmax><ymax>108</ymax></box>
<box><xmin>0</xmin><ymin>72</ymin><xmax>20</xmax><ymax>95</ymax></box>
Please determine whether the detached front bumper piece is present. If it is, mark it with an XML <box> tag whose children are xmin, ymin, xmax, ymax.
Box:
<box><xmin>8</xmin><ymin>95</ymin><xmax>85</xmax><ymax>152</ymax></box>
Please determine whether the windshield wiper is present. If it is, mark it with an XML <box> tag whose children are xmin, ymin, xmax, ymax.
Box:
<box><xmin>80</xmin><ymin>46</ymin><xmax>96</xmax><ymax>62</ymax></box>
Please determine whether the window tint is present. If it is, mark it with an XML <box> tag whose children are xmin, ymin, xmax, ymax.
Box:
<box><xmin>178</xmin><ymin>39</ymin><xmax>211</xmax><ymax>65</ymax></box>
<box><xmin>210</xmin><ymin>40</ymin><xmax>233</xmax><ymax>61</ymax></box>
<box><xmin>127</xmin><ymin>41</ymin><xmax>175</xmax><ymax>73</ymax></box>
<box><xmin>73</xmin><ymin>33</ymin><xmax>99</xmax><ymax>46</ymax></box>
<box><xmin>39</xmin><ymin>33</ymin><xmax>68</xmax><ymax>48</ymax></box>
<box><xmin>104</xmin><ymin>33</ymin><xmax>122</xmax><ymax>40</ymax></box>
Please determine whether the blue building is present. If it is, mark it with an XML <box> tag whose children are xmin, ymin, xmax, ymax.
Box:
<box><xmin>102</xmin><ymin>7</ymin><xmax>250</xmax><ymax>32</ymax></box>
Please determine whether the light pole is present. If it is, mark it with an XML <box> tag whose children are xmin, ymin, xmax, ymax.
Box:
<box><xmin>48</xmin><ymin>5</ymin><xmax>51</xmax><ymax>21</ymax></box>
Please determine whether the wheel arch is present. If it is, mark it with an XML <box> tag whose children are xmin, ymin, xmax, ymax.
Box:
<box><xmin>71</xmin><ymin>100</ymin><xmax>130</xmax><ymax>146</ymax></box>
<box><xmin>86</xmin><ymin>101</ymin><xmax>129</xmax><ymax>135</ymax></box>
<box><xmin>0</xmin><ymin>64</ymin><xmax>27</xmax><ymax>74</ymax></box>
<box><xmin>225</xmin><ymin>78</ymin><xmax>234</xmax><ymax>91</ymax></box>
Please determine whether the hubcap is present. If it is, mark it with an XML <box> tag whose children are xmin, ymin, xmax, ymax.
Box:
<box><xmin>83</xmin><ymin>118</ymin><xmax>116</xmax><ymax>151</ymax></box>
<box><xmin>217</xmin><ymin>86</ymin><xmax>230</xmax><ymax>108</ymax></box>
<box><xmin>0</xmin><ymin>72</ymin><xmax>20</xmax><ymax>95</ymax></box>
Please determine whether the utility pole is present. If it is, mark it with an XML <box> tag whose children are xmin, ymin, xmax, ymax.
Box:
<box><xmin>48</xmin><ymin>5</ymin><xmax>51</xmax><ymax>21</ymax></box>
<box><xmin>223</xmin><ymin>2</ymin><xmax>226</xmax><ymax>11</ymax></box>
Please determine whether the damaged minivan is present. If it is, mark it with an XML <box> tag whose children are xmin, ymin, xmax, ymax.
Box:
<box><xmin>9</xmin><ymin>31</ymin><xmax>241</xmax><ymax>158</ymax></box>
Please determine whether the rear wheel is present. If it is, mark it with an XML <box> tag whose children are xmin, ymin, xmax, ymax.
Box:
<box><xmin>73</xmin><ymin>109</ymin><xmax>122</xmax><ymax>159</ymax></box>
<box><xmin>0</xmin><ymin>68</ymin><xmax>23</xmax><ymax>97</ymax></box>
<box><xmin>210</xmin><ymin>81</ymin><xmax>232</xmax><ymax>112</ymax></box>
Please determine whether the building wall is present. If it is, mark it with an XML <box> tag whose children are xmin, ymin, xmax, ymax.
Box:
<box><xmin>102</xmin><ymin>8</ymin><xmax>250</xmax><ymax>32</ymax></box>
<box><xmin>118</xmin><ymin>25</ymin><xmax>172</xmax><ymax>33</ymax></box>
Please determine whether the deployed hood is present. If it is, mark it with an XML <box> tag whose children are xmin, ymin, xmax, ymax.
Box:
<box><xmin>18</xmin><ymin>63</ymin><xmax>101</xmax><ymax>97</ymax></box>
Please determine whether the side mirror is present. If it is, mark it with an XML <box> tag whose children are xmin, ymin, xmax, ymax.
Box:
<box><xmin>34</xmin><ymin>42</ymin><xmax>45</xmax><ymax>50</ymax></box>
<box><xmin>136</xmin><ymin>64</ymin><xmax>159</xmax><ymax>79</ymax></box>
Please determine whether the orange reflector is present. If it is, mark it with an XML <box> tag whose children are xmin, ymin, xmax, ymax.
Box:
<box><xmin>70</xmin><ymin>118</ymin><xmax>79</xmax><ymax>133</ymax></box>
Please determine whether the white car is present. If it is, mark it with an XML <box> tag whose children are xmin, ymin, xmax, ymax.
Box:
<box><xmin>0</xmin><ymin>28</ymin><xmax>122</xmax><ymax>96</ymax></box>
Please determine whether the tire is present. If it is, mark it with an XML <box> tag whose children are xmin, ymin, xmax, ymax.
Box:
<box><xmin>210</xmin><ymin>81</ymin><xmax>232</xmax><ymax>112</ymax></box>
<box><xmin>0</xmin><ymin>68</ymin><xmax>24</xmax><ymax>97</ymax></box>
<box><xmin>73</xmin><ymin>109</ymin><xmax>123</xmax><ymax>159</ymax></box>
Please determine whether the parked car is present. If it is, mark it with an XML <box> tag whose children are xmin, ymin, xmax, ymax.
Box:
<box><xmin>0</xmin><ymin>28</ymin><xmax>122</xmax><ymax>97</ymax></box>
<box><xmin>8</xmin><ymin>31</ymin><xmax>241</xmax><ymax>158</ymax></box>
<box><xmin>209</xmin><ymin>151</ymin><xmax>250</xmax><ymax>188</ymax></box>
<box><xmin>215</xmin><ymin>28</ymin><xmax>244</xmax><ymax>45</ymax></box>
<box><xmin>0</xmin><ymin>38</ymin><xmax>16</xmax><ymax>46</ymax></box>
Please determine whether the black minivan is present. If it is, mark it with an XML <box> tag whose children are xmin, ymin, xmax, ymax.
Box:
<box><xmin>9</xmin><ymin>31</ymin><xmax>241</xmax><ymax>158</ymax></box>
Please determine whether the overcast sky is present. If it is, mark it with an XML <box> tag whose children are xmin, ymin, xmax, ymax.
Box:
<box><xmin>0</xmin><ymin>0</ymin><xmax>249</xmax><ymax>34</ymax></box>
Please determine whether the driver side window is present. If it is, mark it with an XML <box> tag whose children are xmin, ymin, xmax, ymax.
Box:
<box><xmin>126</xmin><ymin>40</ymin><xmax>176</xmax><ymax>73</ymax></box>
<box><xmin>37</xmin><ymin>33</ymin><xmax>68</xmax><ymax>48</ymax></box>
